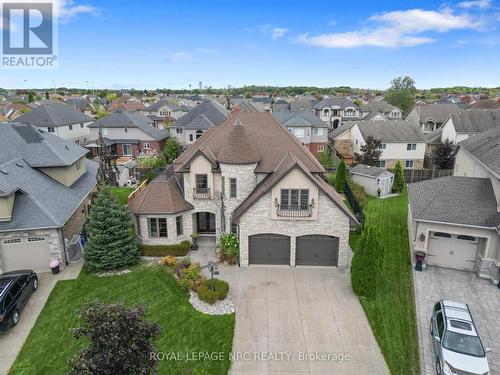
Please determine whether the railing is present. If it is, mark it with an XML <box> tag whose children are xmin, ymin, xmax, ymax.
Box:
<box><xmin>127</xmin><ymin>179</ymin><xmax>148</xmax><ymax>204</ymax></box>
<box><xmin>275</xmin><ymin>199</ymin><xmax>315</xmax><ymax>218</ymax></box>
<box><xmin>193</xmin><ymin>187</ymin><xmax>211</xmax><ymax>199</ymax></box>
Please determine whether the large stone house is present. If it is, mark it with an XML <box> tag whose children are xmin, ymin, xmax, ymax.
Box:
<box><xmin>408</xmin><ymin>126</ymin><xmax>500</xmax><ymax>284</ymax></box>
<box><xmin>0</xmin><ymin>122</ymin><xmax>97</xmax><ymax>274</ymax></box>
<box><xmin>129</xmin><ymin>113</ymin><xmax>357</xmax><ymax>268</ymax></box>
<box><xmin>313</xmin><ymin>96</ymin><xmax>361</xmax><ymax>128</ymax></box>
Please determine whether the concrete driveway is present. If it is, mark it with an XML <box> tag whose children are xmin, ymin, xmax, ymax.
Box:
<box><xmin>413</xmin><ymin>266</ymin><xmax>500</xmax><ymax>375</ymax></box>
<box><xmin>228</xmin><ymin>267</ymin><xmax>388</xmax><ymax>375</ymax></box>
<box><xmin>0</xmin><ymin>263</ymin><xmax>82</xmax><ymax>375</ymax></box>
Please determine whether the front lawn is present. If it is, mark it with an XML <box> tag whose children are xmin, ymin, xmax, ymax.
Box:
<box><xmin>9</xmin><ymin>266</ymin><xmax>235</xmax><ymax>375</ymax></box>
<box><xmin>109</xmin><ymin>186</ymin><xmax>134</xmax><ymax>205</ymax></box>
<box><xmin>350</xmin><ymin>189</ymin><xmax>420</xmax><ymax>375</ymax></box>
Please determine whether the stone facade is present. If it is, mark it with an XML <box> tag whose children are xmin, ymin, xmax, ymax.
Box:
<box><xmin>138</xmin><ymin>212</ymin><xmax>192</xmax><ymax>245</ymax></box>
<box><xmin>237</xmin><ymin>191</ymin><xmax>351</xmax><ymax>269</ymax></box>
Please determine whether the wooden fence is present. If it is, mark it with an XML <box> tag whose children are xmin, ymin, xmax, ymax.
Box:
<box><xmin>403</xmin><ymin>169</ymin><xmax>453</xmax><ymax>184</ymax></box>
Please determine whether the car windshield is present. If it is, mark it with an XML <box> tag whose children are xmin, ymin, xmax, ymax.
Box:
<box><xmin>443</xmin><ymin>331</ymin><xmax>485</xmax><ymax>357</ymax></box>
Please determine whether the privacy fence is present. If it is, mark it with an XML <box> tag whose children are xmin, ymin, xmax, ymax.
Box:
<box><xmin>403</xmin><ymin>169</ymin><xmax>453</xmax><ymax>184</ymax></box>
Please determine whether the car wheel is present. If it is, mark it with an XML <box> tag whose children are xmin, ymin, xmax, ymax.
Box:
<box><xmin>12</xmin><ymin>310</ymin><xmax>20</xmax><ymax>326</ymax></box>
<box><xmin>33</xmin><ymin>278</ymin><xmax>38</xmax><ymax>291</ymax></box>
<box><xmin>435</xmin><ymin>360</ymin><xmax>442</xmax><ymax>375</ymax></box>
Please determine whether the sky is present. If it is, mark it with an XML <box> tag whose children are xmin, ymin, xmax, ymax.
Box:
<box><xmin>1</xmin><ymin>0</ymin><xmax>500</xmax><ymax>90</ymax></box>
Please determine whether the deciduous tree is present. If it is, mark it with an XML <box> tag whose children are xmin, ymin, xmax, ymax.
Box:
<box><xmin>385</xmin><ymin>76</ymin><xmax>416</xmax><ymax>115</ymax></box>
<box><xmin>432</xmin><ymin>140</ymin><xmax>456</xmax><ymax>170</ymax></box>
<box><xmin>354</xmin><ymin>136</ymin><xmax>382</xmax><ymax>166</ymax></box>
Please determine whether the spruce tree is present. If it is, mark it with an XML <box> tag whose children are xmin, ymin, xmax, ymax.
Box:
<box><xmin>335</xmin><ymin>160</ymin><xmax>346</xmax><ymax>193</ymax></box>
<box><xmin>84</xmin><ymin>188</ymin><xmax>139</xmax><ymax>272</ymax></box>
<box><xmin>392</xmin><ymin>160</ymin><xmax>405</xmax><ymax>193</ymax></box>
<box><xmin>351</xmin><ymin>226</ymin><xmax>384</xmax><ymax>298</ymax></box>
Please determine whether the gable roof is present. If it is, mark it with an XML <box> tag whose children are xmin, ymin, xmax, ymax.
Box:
<box><xmin>88</xmin><ymin>110</ymin><xmax>168</xmax><ymax>140</ymax></box>
<box><xmin>0</xmin><ymin>122</ymin><xmax>89</xmax><ymax>167</ymax></box>
<box><xmin>350</xmin><ymin>164</ymin><xmax>392</xmax><ymax>178</ymax></box>
<box><xmin>412</xmin><ymin>103</ymin><xmax>459</xmax><ymax>123</ymax></box>
<box><xmin>329</xmin><ymin>121</ymin><xmax>356</xmax><ymax>140</ymax></box>
<box><xmin>172</xmin><ymin>100</ymin><xmax>229</xmax><ymax>129</ymax></box>
<box><xmin>231</xmin><ymin>152</ymin><xmax>357</xmax><ymax>224</ymax></box>
<box><xmin>273</xmin><ymin>110</ymin><xmax>329</xmax><ymax>128</ymax></box>
<box><xmin>356</xmin><ymin>120</ymin><xmax>428</xmax><ymax>143</ymax></box>
<box><xmin>144</xmin><ymin>99</ymin><xmax>185</xmax><ymax>112</ymax></box>
<box><xmin>361</xmin><ymin>100</ymin><xmax>400</xmax><ymax>113</ymax></box>
<box><xmin>314</xmin><ymin>96</ymin><xmax>358</xmax><ymax>109</ymax></box>
<box><xmin>408</xmin><ymin>176</ymin><xmax>498</xmax><ymax>228</ymax></box>
<box><xmin>174</xmin><ymin>113</ymin><xmax>325</xmax><ymax>173</ymax></box>
<box><xmin>448</xmin><ymin>109</ymin><xmax>500</xmax><ymax>134</ymax></box>
<box><xmin>458</xmin><ymin>125</ymin><xmax>500</xmax><ymax>178</ymax></box>
<box><xmin>15</xmin><ymin>101</ymin><xmax>94</xmax><ymax>127</ymax></box>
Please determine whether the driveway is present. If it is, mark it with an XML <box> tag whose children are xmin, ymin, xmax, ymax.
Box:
<box><xmin>413</xmin><ymin>266</ymin><xmax>500</xmax><ymax>375</ymax></box>
<box><xmin>227</xmin><ymin>267</ymin><xmax>388</xmax><ymax>375</ymax></box>
<box><xmin>0</xmin><ymin>262</ymin><xmax>82</xmax><ymax>375</ymax></box>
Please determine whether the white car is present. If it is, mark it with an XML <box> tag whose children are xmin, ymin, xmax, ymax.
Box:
<box><xmin>430</xmin><ymin>300</ymin><xmax>491</xmax><ymax>375</ymax></box>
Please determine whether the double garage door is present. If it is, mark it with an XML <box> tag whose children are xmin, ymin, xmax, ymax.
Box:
<box><xmin>427</xmin><ymin>232</ymin><xmax>479</xmax><ymax>271</ymax></box>
<box><xmin>248</xmin><ymin>234</ymin><xmax>339</xmax><ymax>266</ymax></box>
<box><xmin>1</xmin><ymin>236</ymin><xmax>51</xmax><ymax>273</ymax></box>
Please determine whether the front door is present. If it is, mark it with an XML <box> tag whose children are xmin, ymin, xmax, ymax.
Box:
<box><xmin>196</xmin><ymin>212</ymin><xmax>215</xmax><ymax>234</ymax></box>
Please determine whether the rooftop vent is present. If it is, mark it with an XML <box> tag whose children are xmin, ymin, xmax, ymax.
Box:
<box><xmin>0</xmin><ymin>169</ymin><xmax>8</xmax><ymax>175</ymax></box>
<box><xmin>65</xmin><ymin>145</ymin><xmax>70</xmax><ymax>150</ymax></box>
<box><xmin>15</xmin><ymin>162</ymin><xmax>23</xmax><ymax>167</ymax></box>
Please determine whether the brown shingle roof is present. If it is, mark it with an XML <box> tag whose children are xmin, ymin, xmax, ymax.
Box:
<box><xmin>174</xmin><ymin>113</ymin><xmax>324</xmax><ymax>173</ymax></box>
<box><xmin>128</xmin><ymin>174</ymin><xmax>193</xmax><ymax>215</ymax></box>
<box><xmin>217</xmin><ymin>118</ymin><xmax>260</xmax><ymax>164</ymax></box>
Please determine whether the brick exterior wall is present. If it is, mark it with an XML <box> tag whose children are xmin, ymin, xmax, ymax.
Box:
<box><xmin>62</xmin><ymin>193</ymin><xmax>92</xmax><ymax>241</ymax></box>
<box><xmin>308</xmin><ymin>142</ymin><xmax>328</xmax><ymax>157</ymax></box>
<box><xmin>237</xmin><ymin>191</ymin><xmax>351</xmax><ymax>269</ymax></box>
<box><xmin>138</xmin><ymin>212</ymin><xmax>192</xmax><ymax>245</ymax></box>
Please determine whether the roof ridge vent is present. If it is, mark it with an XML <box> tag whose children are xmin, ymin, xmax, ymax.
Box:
<box><xmin>234</xmin><ymin>118</ymin><xmax>242</xmax><ymax>127</ymax></box>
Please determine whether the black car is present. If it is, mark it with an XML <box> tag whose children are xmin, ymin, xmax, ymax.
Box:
<box><xmin>0</xmin><ymin>270</ymin><xmax>38</xmax><ymax>333</ymax></box>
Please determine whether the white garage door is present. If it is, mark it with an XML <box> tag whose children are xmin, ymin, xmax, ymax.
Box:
<box><xmin>1</xmin><ymin>237</ymin><xmax>51</xmax><ymax>273</ymax></box>
<box><xmin>427</xmin><ymin>232</ymin><xmax>478</xmax><ymax>271</ymax></box>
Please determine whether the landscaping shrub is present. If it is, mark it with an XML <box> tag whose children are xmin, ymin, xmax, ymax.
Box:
<box><xmin>178</xmin><ymin>262</ymin><xmax>203</xmax><ymax>291</ymax></box>
<box><xmin>140</xmin><ymin>241</ymin><xmax>190</xmax><ymax>257</ymax></box>
<box><xmin>392</xmin><ymin>160</ymin><xmax>405</xmax><ymax>193</ymax></box>
<box><xmin>350</xmin><ymin>226</ymin><xmax>384</xmax><ymax>298</ymax></box>
<box><xmin>347</xmin><ymin>178</ymin><xmax>368</xmax><ymax>207</ymax></box>
<box><xmin>335</xmin><ymin>160</ymin><xmax>346</xmax><ymax>193</ymax></box>
<box><xmin>196</xmin><ymin>279</ymin><xmax>230</xmax><ymax>305</ymax></box>
<box><xmin>161</xmin><ymin>255</ymin><xmax>177</xmax><ymax>267</ymax></box>
<box><xmin>219</xmin><ymin>233</ymin><xmax>239</xmax><ymax>264</ymax></box>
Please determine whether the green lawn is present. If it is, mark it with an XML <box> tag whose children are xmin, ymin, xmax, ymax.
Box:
<box><xmin>109</xmin><ymin>187</ymin><xmax>134</xmax><ymax>205</ymax></box>
<box><xmin>350</xmin><ymin>189</ymin><xmax>420</xmax><ymax>375</ymax></box>
<box><xmin>9</xmin><ymin>266</ymin><xmax>235</xmax><ymax>375</ymax></box>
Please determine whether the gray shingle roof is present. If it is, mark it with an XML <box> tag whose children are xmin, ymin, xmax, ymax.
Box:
<box><xmin>361</xmin><ymin>100</ymin><xmax>399</xmax><ymax>113</ymax></box>
<box><xmin>15</xmin><ymin>101</ymin><xmax>94</xmax><ymax>127</ymax></box>
<box><xmin>350</xmin><ymin>164</ymin><xmax>392</xmax><ymax>178</ymax></box>
<box><xmin>408</xmin><ymin>176</ymin><xmax>498</xmax><ymax>228</ymax></box>
<box><xmin>144</xmin><ymin>99</ymin><xmax>184</xmax><ymax>112</ymax></box>
<box><xmin>356</xmin><ymin>120</ymin><xmax>428</xmax><ymax>142</ymax></box>
<box><xmin>172</xmin><ymin>100</ymin><xmax>229</xmax><ymax>129</ymax></box>
<box><xmin>412</xmin><ymin>103</ymin><xmax>459</xmax><ymax>123</ymax></box>
<box><xmin>426</xmin><ymin>127</ymin><xmax>443</xmax><ymax>144</ymax></box>
<box><xmin>458</xmin><ymin>125</ymin><xmax>500</xmax><ymax>178</ymax></box>
<box><xmin>449</xmin><ymin>109</ymin><xmax>500</xmax><ymax>134</ymax></box>
<box><xmin>0</xmin><ymin>159</ymin><xmax>97</xmax><ymax>232</ymax></box>
<box><xmin>273</xmin><ymin>110</ymin><xmax>329</xmax><ymax>128</ymax></box>
<box><xmin>328</xmin><ymin>121</ymin><xmax>356</xmax><ymax>140</ymax></box>
<box><xmin>314</xmin><ymin>96</ymin><xmax>358</xmax><ymax>109</ymax></box>
<box><xmin>88</xmin><ymin>110</ymin><xmax>168</xmax><ymax>141</ymax></box>
<box><xmin>0</xmin><ymin>122</ymin><xmax>89</xmax><ymax>167</ymax></box>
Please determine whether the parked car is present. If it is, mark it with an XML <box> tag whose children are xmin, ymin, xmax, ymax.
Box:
<box><xmin>0</xmin><ymin>270</ymin><xmax>38</xmax><ymax>333</ymax></box>
<box><xmin>430</xmin><ymin>299</ymin><xmax>490</xmax><ymax>375</ymax></box>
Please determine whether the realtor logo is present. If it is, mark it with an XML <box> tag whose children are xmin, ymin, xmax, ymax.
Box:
<box><xmin>1</xmin><ymin>1</ymin><xmax>58</xmax><ymax>68</ymax></box>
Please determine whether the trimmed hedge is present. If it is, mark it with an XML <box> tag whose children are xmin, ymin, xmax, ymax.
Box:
<box><xmin>140</xmin><ymin>241</ymin><xmax>190</xmax><ymax>257</ymax></box>
<box><xmin>196</xmin><ymin>279</ymin><xmax>229</xmax><ymax>305</ymax></box>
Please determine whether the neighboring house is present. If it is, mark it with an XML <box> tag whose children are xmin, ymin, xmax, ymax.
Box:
<box><xmin>251</xmin><ymin>96</ymin><xmax>272</xmax><ymax>112</ymax></box>
<box><xmin>143</xmin><ymin>99</ymin><xmax>191</xmax><ymax>128</ymax></box>
<box><xmin>350</xmin><ymin>164</ymin><xmax>394</xmax><ymax>197</ymax></box>
<box><xmin>361</xmin><ymin>100</ymin><xmax>402</xmax><ymax>120</ymax></box>
<box><xmin>233</xmin><ymin>101</ymin><xmax>259</xmax><ymax>113</ymax></box>
<box><xmin>470</xmin><ymin>99</ymin><xmax>500</xmax><ymax>109</ymax></box>
<box><xmin>170</xmin><ymin>100</ymin><xmax>229</xmax><ymax>145</ymax></box>
<box><xmin>0</xmin><ymin>122</ymin><xmax>97</xmax><ymax>274</ymax></box>
<box><xmin>405</xmin><ymin>103</ymin><xmax>459</xmax><ymax>133</ymax></box>
<box><xmin>273</xmin><ymin>110</ymin><xmax>330</xmax><ymax>156</ymax></box>
<box><xmin>129</xmin><ymin>112</ymin><xmax>357</xmax><ymax>268</ymax></box>
<box><xmin>63</xmin><ymin>97</ymin><xmax>93</xmax><ymax>117</ymax></box>
<box><xmin>291</xmin><ymin>95</ymin><xmax>319</xmax><ymax>113</ymax></box>
<box><xmin>329</xmin><ymin>120</ymin><xmax>427</xmax><ymax>169</ymax></box>
<box><xmin>14</xmin><ymin>101</ymin><xmax>94</xmax><ymax>145</ymax></box>
<box><xmin>272</xmin><ymin>99</ymin><xmax>290</xmax><ymax>112</ymax></box>
<box><xmin>314</xmin><ymin>96</ymin><xmax>361</xmax><ymax>128</ymax></box>
<box><xmin>440</xmin><ymin>109</ymin><xmax>500</xmax><ymax>144</ymax></box>
<box><xmin>0</xmin><ymin>102</ymin><xmax>33</xmax><ymax>120</ymax></box>
<box><xmin>86</xmin><ymin>110</ymin><xmax>168</xmax><ymax>158</ymax></box>
<box><xmin>408</xmin><ymin>176</ymin><xmax>499</xmax><ymax>284</ymax></box>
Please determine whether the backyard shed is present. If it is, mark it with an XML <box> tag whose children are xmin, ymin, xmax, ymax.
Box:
<box><xmin>350</xmin><ymin>164</ymin><xmax>394</xmax><ymax>197</ymax></box>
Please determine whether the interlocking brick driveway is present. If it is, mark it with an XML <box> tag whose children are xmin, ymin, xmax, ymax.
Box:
<box><xmin>228</xmin><ymin>267</ymin><xmax>389</xmax><ymax>375</ymax></box>
<box><xmin>413</xmin><ymin>266</ymin><xmax>500</xmax><ymax>375</ymax></box>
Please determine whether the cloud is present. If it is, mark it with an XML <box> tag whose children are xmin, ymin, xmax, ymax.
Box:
<box><xmin>297</xmin><ymin>8</ymin><xmax>481</xmax><ymax>48</ymax></box>
<box><xmin>458</xmin><ymin>0</ymin><xmax>491</xmax><ymax>9</ymax></box>
<box><xmin>166</xmin><ymin>51</ymin><xmax>193</xmax><ymax>62</ymax></box>
<box><xmin>54</xmin><ymin>0</ymin><xmax>101</xmax><ymax>22</ymax></box>
<box><xmin>271</xmin><ymin>27</ymin><xmax>289</xmax><ymax>39</ymax></box>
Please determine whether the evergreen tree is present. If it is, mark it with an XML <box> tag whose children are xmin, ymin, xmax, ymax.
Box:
<box><xmin>45</xmin><ymin>91</ymin><xmax>49</xmax><ymax>100</ymax></box>
<box><xmin>96</xmin><ymin>132</ymin><xmax>117</xmax><ymax>188</ymax></box>
<box><xmin>84</xmin><ymin>189</ymin><xmax>139</xmax><ymax>272</ymax></box>
<box><xmin>335</xmin><ymin>160</ymin><xmax>346</xmax><ymax>193</ymax></box>
<box><xmin>351</xmin><ymin>226</ymin><xmax>384</xmax><ymax>298</ymax></box>
<box><xmin>392</xmin><ymin>160</ymin><xmax>405</xmax><ymax>193</ymax></box>
<box><xmin>68</xmin><ymin>300</ymin><xmax>160</xmax><ymax>375</ymax></box>
<box><xmin>432</xmin><ymin>140</ymin><xmax>456</xmax><ymax>170</ymax></box>
<box><xmin>354</xmin><ymin>136</ymin><xmax>382</xmax><ymax>166</ymax></box>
